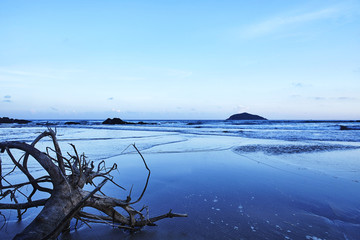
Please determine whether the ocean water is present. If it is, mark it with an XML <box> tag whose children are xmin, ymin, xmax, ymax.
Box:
<box><xmin>1</xmin><ymin>119</ymin><xmax>360</xmax><ymax>183</ymax></box>
<box><xmin>1</xmin><ymin>119</ymin><xmax>360</xmax><ymax>239</ymax></box>
<box><xmin>2</xmin><ymin>119</ymin><xmax>360</xmax><ymax>142</ymax></box>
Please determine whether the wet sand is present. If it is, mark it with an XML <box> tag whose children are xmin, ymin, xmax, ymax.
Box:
<box><xmin>1</xmin><ymin>132</ymin><xmax>360</xmax><ymax>239</ymax></box>
<box><xmin>74</xmin><ymin>150</ymin><xmax>359</xmax><ymax>239</ymax></box>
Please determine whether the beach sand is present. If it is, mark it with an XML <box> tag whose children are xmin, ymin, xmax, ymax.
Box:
<box><xmin>1</xmin><ymin>130</ymin><xmax>360</xmax><ymax>239</ymax></box>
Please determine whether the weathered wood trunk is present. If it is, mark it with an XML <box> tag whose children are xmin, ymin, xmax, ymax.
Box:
<box><xmin>14</xmin><ymin>188</ymin><xmax>82</xmax><ymax>240</ymax></box>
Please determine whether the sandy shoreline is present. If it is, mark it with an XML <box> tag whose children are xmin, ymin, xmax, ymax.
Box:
<box><xmin>67</xmin><ymin>150</ymin><xmax>360</xmax><ymax>240</ymax></box>
<box><xmin>1</xmin><ymin>128</ymin><xmax>360</xmax><ymax>239</ymax></box>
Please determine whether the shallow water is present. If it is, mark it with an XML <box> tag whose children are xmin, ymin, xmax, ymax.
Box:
<box><xmin>0</xmin><ymin>122</ymin><xmax>360</xmax><ymax>239</ymax></box>
<box><xmin>63</xmin><ymin>151</ymin><xmax>360</xmax><ymax>239</ymax></box>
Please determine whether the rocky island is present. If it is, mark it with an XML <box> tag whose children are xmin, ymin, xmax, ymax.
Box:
<box><xmin>102</xmin><ymin>118</ymin><xmax>156</xmax><ymax>125</ymax></box>
<box><xmin>0</xmin><ymin>117</ymin><xmax>31</xmax><ymax>124</ymax></box>
<box><xmin>102</xmin><ymin>118</ymin><xmax>133</xmax><ymax>125</ymax></box>
<box><xmin>226</xmin><ymin>112</ymin><xmax>267</xmax><ymax>121</ymax></box>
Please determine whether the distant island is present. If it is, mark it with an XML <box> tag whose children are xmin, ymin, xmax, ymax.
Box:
<box><xmin>226</xmin><ymin>112</ymin><xmax>267</xmax><ymax>120</ymax></box>
<box><xmin>102</xmin><ymin>118</ymin><xmax>131</xmax><ymax>125</ymax></box>
<box><xmin>102</xmin><ymin>118</ymin><xmax>156</xmax><ymax>125</ymax></box>
<box><xmin>0</xmin><ymin>117</ymin><xmax>31</xmax><ymax>124</ymax></box>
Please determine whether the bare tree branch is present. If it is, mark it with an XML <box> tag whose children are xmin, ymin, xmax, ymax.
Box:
<box><xmin>0</xmin><ymin>199</ymin><xmax>47</xmax><ymax>209</ymax></box>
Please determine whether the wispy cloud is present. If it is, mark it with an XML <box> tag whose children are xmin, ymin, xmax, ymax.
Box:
<box><xmin>292</xmin><ymin>82</ymin><xmax>304</xmax><ymax>88</ymax></box>
<box><xmin>312</xmin><ymin>97</ymin><xmax>326</xmax><ymax>101</ymax></box>
<box><xmin>233</xmin><ymin>105</ymin><xmax>248</xmax><ymax>113</ymax></box>
<box><xmin>0</xmin><ymin>67</ymin><xmax>84</xmax><ymax>81</ymax></box>
<box><xmin>0</xmin><ymin>69</ymin><xmax>60</xmax><ymax>80</ymax></box>
<box><xmin>166</xmin><ymin>69</ymin><xmax>193</xmax><ymax>78</ymax></box>
<box><xmin>309</xmin><ymin>96</ymin><xmax>357</xmax><ymax>101</ymax></box>
<box><xmin>241</xmin><ymin>4</ymin><xmax>357</xmax><ymax>38</ymax></box>
<box><xmin>336</xmin><ymin>97</ymin><xmax>357</xmax><ymax>101</ymax></box>
<box><xmin>291</xmin><ymin>82</ymin><xmax>313</xmax><ymax>88</ymax></box>
<box><xmin>3</xmin><ymin>95</ymin><xmax>12</xmax><ymax>103</ymax></box>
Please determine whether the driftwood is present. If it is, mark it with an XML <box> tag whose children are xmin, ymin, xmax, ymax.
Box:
<box><xmin>0</xmin><ymin>129</ymin><xmax>187</xmax><ymax>239</ymax></box>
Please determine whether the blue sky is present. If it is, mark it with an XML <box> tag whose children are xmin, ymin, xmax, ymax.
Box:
<box><xmin>1</xmin><ymin>0</ymin><xmax>359</xmax><ymax>120</ymax></box>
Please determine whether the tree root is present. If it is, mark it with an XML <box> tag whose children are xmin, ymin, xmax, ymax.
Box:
<box><xmin>0</xmin><ymin>129</ymin><xmax>187</xmax><ymax>239</ymax></box>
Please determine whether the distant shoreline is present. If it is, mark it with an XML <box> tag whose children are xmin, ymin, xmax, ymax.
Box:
<box><xmin>2</xmin><ymin>118</ymin><xmax>360</xmax><ymax>122</ymax></box>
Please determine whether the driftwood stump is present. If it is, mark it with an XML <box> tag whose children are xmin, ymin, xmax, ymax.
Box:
<box><xmin>0</xmin><ymin>129</ymin><xmax>186</xmax><ymax>239</ymax></box>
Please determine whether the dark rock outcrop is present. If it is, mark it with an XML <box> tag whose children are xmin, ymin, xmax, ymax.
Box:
<box><xmin>65</xmin><ymin>121</ymin><xmax>81</xmax><ymax>125</ymax></box>
<box><xmin>102</xmin><ymin>118</ymin><xmax>157</xmax><ymax>125</ymax></box>
<box><xmin>186</xmin><ymin>121</ymin><xmax>203</xmax><ymax>125</ymax></box>
<box><xmin>137</xmin><ymin>121</ymin><xmax>157</xmax><ymax>125</ymax></box>
<box><xmin>340</xmin><ymin>125</ymin><xmax>360</xmax><ymax>130</ymax></box>
<box><xmin>226</xmin><ymin>112</ymin><xmax>267</xmax><ymax>121</ymax></box>
<box><xmin>102</xmin><ymin>118</ymin><xmax>133</xmax><ymax>125</ymax></box>
<box><xmin>0</xmin><ymin>117</ymin><xmax>31</xmax><ymax>124</ymax></box>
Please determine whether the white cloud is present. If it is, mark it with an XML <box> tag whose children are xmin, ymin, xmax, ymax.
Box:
<box><xmin>233</xmin><ymin>105</ymin><xmax>248</xmax><ymax>113</ymax></box>
<box><xmin>0</xmin><ymin>68</ymin><xmax>61</xmax><ymax>80</ymax></box>
<box><xmin>241</xmin><ymin>4</ymin><xmax>357</xmax><ymax>38</ymax></box>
